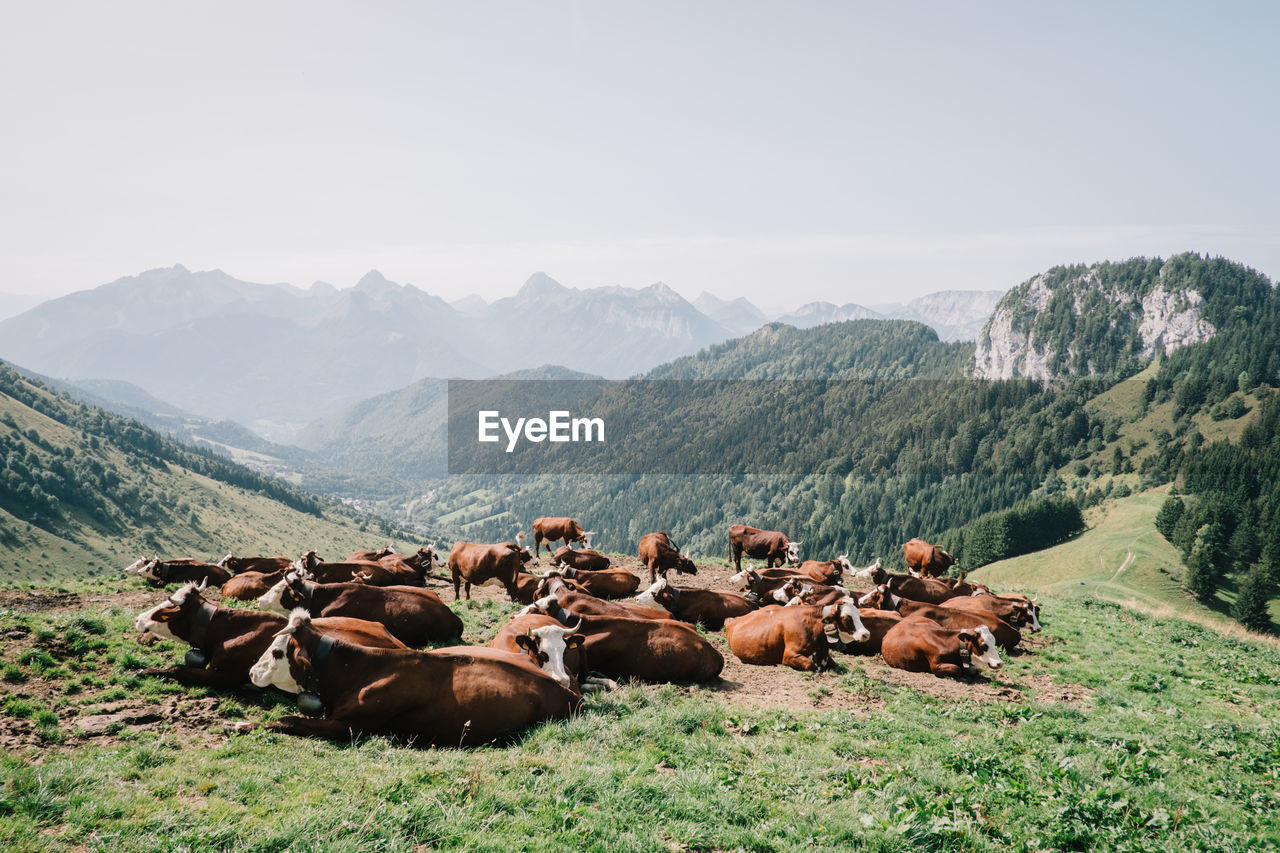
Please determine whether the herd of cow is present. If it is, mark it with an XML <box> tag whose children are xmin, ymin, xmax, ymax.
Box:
<box><xmin>122</xmin><ymin>517</ymin><xmax>1042</xmax><ymax>747</ymax></box>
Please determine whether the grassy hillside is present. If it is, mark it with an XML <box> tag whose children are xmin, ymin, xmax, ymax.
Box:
<box><xmin>975</xmin><ymin>487</ymin><xmax>1280</xmax><ymax>631</ymax></box>
<box><xmin>2</xmin><ymin>573</ymin><xmax>1278</xmax><ymax>851</ymax></box>
<box><xmin>0</xmin><ymin>363</ymin><xmax>415</xmax><ymax>588</ymax></box>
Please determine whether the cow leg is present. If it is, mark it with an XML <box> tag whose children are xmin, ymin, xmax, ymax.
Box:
<box><xmin>464</xmin><ymin>581</ymin><xmax>472</xmax><ymax>600</ymax></box>
<box><xmin>266</xmin><ymin>716</ymin><xmax>370</xmax><ymax>741</ymax></box>
<box><xmin>932</xmin><ymin>663</ymin><xmax>968</xmax><ymax>678</ymax></box>
<box><xmin>780</xmin><ymin>649</ymin><xmax>818</xmax><ymax>672</ymax></box>
<box><xmin>503</xmin><ymin>580</ymin><xmax>521</xmax><ymax>602</ymax></box>
<box><xmin>452</xmin><ymin>572</ymin><xmax>462</xmax><ymax>601</ymax></box>
<box><xmin>137</xmin><ymin>665</ymin><xmax>247</xmax><ymax>691</ymax></box>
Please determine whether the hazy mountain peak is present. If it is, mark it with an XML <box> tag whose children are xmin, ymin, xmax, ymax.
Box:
<box><xmin>355</xmin><ymin>269</ymin><xmax>400</xmax><ymax>291</ymax></box>
<box><xmin>518</xmin><ymin>272</ymin><xmax>568</xmax><ymax>298</ymax></box>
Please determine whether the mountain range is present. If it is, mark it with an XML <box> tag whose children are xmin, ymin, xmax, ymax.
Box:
<box><xmin>0</xmin><ymin>266</ymin><xmax>1005</xmax><ymax>441</ymax></box>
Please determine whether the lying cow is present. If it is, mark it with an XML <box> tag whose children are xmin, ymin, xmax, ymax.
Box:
<box><xmin>904</xmin><ymin>538</ymin><xmax>956</xmax><ymax>578</ymax></box>
<box><xmin>531</xmin><ymin>517</ymin><xmax>596</xmax><ymax>556</ymax></box>
<box><xmin>221</xmin><ymin>568</ymin><xmax>298</xmax><ymax>601</ymax></box>
<box><xmin>489</xmin><ymin>614</ymin><xmax>588</xmax><ymax>693</ymax></box>
<box><xmin>217</xmin><ymin>554</ymin><xmax>295</xmax><ymax>575</ymax></box>
<box><xmin>295</xmin><ymin>551</ymin><xmax>389</xmax><ymax>585</ymax></box>
<box><xmin>258</xmin><ymin>572</ymin><xmax>463</xmax><ymax>646</ymax></box>
<box><xmin>728</xmin><ymin>569</ymin><xmax>812</xmax><ymax>605</ymax></box>
<box><xmin>449</xmin><ymin>540</ymin><xmax>534</xmax><ymax>601</ymax></box>
<box><xmin>524</xmin><ymin>578</ymin><xmax>669</xmax><ymax>622</ymax></box>
<box><xmin>248</xmin><ymin>610</ymin><xmax>581</xmax><ymax>745</ymax></box>
<box><xmin>857</xmin><ymin>589</ymin><xmax>1021</xmax><ymax>651</ymax></box>
<box><xmin>346</xmin><ymin>545</ymin><xmax>395</xmax><ymax>562</ymax></box>
<box><xmin>780</xmin><ymin>581</ymin><xmax>853</xmax><ymax>609</ymax></box>
<box><xmin>727</xmin><ymin>525</ymin><xmax>800</xmax><ymax>571</ymax></box>
<box><xmin>349</xmin><ymin>546</ymin><xmax>446</xmax><ymax>588</ymax></box>
<box><xmin>724</xmin><ymin>600</ymin><xmax>870</xmax><ymax>672</ymax></box>
<box><xmin>541</xmin><ymin>566</ymin><xmax>639</xmax><ymax>599</ymax></box>
<box><xmin>840</xmin><ymin>609</ymin><xmax>903</xmax><ymax>655</ymax></box>
<box><xmin>942</xmin><ymin>594</ymin><xmax>1042</xmax><ymax>633</ymax></box>
<box><xmin>851</xmin><ymin>566</ymin><xmax>974</xmax><ymax>605</ymax></box>
<box><xmin>637</xmin><ymin>532</ymin><xmax>697</xmax><ymax>584</ymax></box>
<box><xmin>550</xmin><ymin>546</ymin><xmax>611</xmax><ymax>572</ymax></box>
<box><xmin>527</xmin><ymin>607</ymin><xmax>723</xmax><ymax>684</ymax></box>
<box><xmin>881</xmin><ymin>615</ymin><xmax>1003</xmax><ymax>677</ymax></box>
<box><xmin>133</xmin><ymin>582</ymin><xmax>404</xmax><ymax>690</ymax></box>
<box><xmin>635</xmin><ymin>578</ymin><xmax>757</xmax><ymax>630</ymax></box>
<box><xmin>125</xmin><ymin>557</ymin><xmax>232</xmax><ymax>589</ymax></box>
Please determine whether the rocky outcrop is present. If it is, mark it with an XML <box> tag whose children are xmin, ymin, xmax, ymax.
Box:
<box><xmin>973</xmin><ymin>259</ymin><xmax>1217</xmax><ymax>380</ymax></box>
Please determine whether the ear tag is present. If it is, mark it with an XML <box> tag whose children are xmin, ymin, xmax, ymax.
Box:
<box><xmin>183</xmin><ymin>649</ymin><xmax>210</xmax><ymax>669</ymax></box>
<box><xmin>297</xmin><ymin>692</ymin><xmax>325</xmax><ymax>717</ymax></box>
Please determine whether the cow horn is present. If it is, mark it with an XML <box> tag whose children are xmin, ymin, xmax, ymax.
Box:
<box><xmin>561</xmin><ymin>618</ymin><xmax>583</xmax><ymax>634</ymax></box>
<box><xmin>197</xmin><ymin>577</ymin><xmax>209</xmax><ymax>591</ymax></box>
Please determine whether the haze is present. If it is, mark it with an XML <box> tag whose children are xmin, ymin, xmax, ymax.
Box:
<box><xmin>2</xmin><ymin>1</ymin><xmax>1277</xmax><ymax>308</ymax></box>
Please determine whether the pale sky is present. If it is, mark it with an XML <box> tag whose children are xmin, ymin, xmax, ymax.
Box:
<box><xmin>1</xmin><ymin>1</ymin><xmax>1276</xmax><ymax>308</ymax></box>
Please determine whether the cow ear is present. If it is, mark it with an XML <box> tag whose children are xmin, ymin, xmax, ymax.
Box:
<box><xmin>515</xmin><ymin>634</ymin><xmax>537</xmax><ymax>652</ymax></box>
<box><xmin>566</xmin><ymin>634</ymin><xmax>585</xmax><ymax>649</ymax></box>
<box><xmin>958</xmin><ymin>630</ymin><xmax>976</xmax><ymax>644</ymax></box>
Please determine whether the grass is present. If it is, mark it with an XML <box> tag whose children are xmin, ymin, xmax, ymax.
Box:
<box><xmin>2</xmin><ymin>587</ymin><xmax>1280</xmax><ymax>851</ymax></box>
<box><xmin>975</xmin><ymin>487</ymin><xmax>1280</xmax><ymax>636</ymax></box>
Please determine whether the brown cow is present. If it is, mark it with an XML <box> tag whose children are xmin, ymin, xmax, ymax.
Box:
<box><xmin>125</xmin><ymin>557</ymin><xmax>232</xmax><ymax>589</ymax></box>
<box><xmin>295</xmin><ymin>551</ymin><xmax>387</xmax><ymax>585</ymax></box>
<box><xmin>221</xmin><ymin>569</ymin><xmax>295</xmax><ymax>602</ymax></box>
<box><xmin>634</xmin><ymin>578</ymin><xmax>757</xmax><ymax>631</ymax></box>
<box><xmin>881</xmin><ymin>615</ymin><xmax>1003</xmax><ymax>676</ymax></box>
<box><xmin>448</xmin><ymin>541</ymin><xmax>533</xmax><ymax>601</ymax></box>
<box><xmin>857</xmin><ymin>591</ymin><xmax>1022</xmax><ymax>651</ymax></box>
<box><xmin>524</xmin><ymin>578</ymin><xmax>669</xmax><ymax>622</ymax></box>
<box><xmin>779</xmin><ymin>580</ymin><xmax>852</xmax><ymax>609</ymax></box>
<box><xmin>530</xmin><ymin>518</ymin><xmax>596</xmax><ymax>556</ymax></box>
<box><xmin>217</xmin><ymin>554</ymin><xmax>295</xmax><ymax>575</ymax></box>
<box><xmin>347</xmin><ymin>545</ymin><xmax>395</xmax><ymax>562</ymax></box>
<box><xmin>637</xmin><ymin>532</ymin><xmax>697</xmax><ymax>584</ymax></box>
<box><xmin>350</xmin><ymin>546</ymin><xmax>446</xmax><ymax>588</ymax></box>
<box><xmin>489</xmin><ymin>614</ymin><xmax>588</xmax><ymax>692</ymax></box>
<box><xmin>258</xmin><ymin>572</ymin><xmax>463</xmax><ymax>647</ymax></box>
<box><xmin>247</xmin><ymin>610</ymin><xmax>581</xmax><ymax>745</ymax></box>
<box><xmin>526</xmin><ymin>608</ymin><xmax>723</xmax><ymax>684</ymax></box>
<box><xmin>727</xmin><ymin>525</ymin><xmax>801</xmax><ymax>571</ymax></box>
<box><xmin>852</xmin><ymin>568</ymin><xmax>973</xmax><ymax>605</ymax></box>
<box><xmin>132</xmin><ymin>582</ymin><xmax>405</xmax><ymax>690</ymax></box>
<box><xmin>728</xmin><ymin>569</ymin><xmax>814</xmax><ymax>605</ymax></box>
<box><xmin>841</xmin><ymin>609</ymin><xmax>903</xmax><ymax>655</ymax></box>
<box><xmin>724</xmin><ymin>600</ymin><xmax>870</xmax><ymax>672</ymax></box>
<box><xmin>541</xmin><ymin>566</ymin><xmax>639</xmax><ymax>599</ymax></box>
<box><xmin>903</xmin><ymin>538</ymin><xmax>957</xmax><ymax>578</ymax></box>
<box><xmin>549</xmin><ymin>546</ymin><xmax>611</xmax><ymax>572</ymax></box>
<box><xmin>942</xmin><ymin>594</ymin><xmax>1042</xmax><ymax>633</ymax></box>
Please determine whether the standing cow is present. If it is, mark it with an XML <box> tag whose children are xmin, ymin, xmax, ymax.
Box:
<box><xmin>728</xmin><ymin>525</ymin><xmax>801</xmax><ymax>571</ymax></box>
<box><xmin>448</xmin><ymin>541</ymin><xmax>534</xmax><ymax>601</ymax></box>
<box><xmin>530</xmin><ymin>518</ymin><xmax>596</xmax><ymax>557</ymax></box>
<box><xmin>637</xmin><ymin>532</ymin><xmax>697</xmax><ymax>584</ymax></box>
<box><xmin>903</xmin><ymin>538</ymin><xmax>956</xmax><ymax>578</ymax></box>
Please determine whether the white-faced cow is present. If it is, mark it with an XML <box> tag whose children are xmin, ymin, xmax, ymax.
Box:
<box><xmin>540</xmin><ymin>566</ymin><xmax>639</xmax><ymax>599</ymax></box>
<box><xmin>489</xmin><ymin>614</ymin><xmax>588</xmax><ymax>693</ymax></box>
<box><xmin>258</xmin><ymin>571</ymin><xmax>463</xmax><ymax>647</ymax></box>
<box><xmin>727</xmin><ymin>525</ymin><xmax>800</xmax><ymax>571</ymax></box>
<box><xmin>531</xmin><ymin>518</ymin><xmax>596</xmax><ymax>557</ymax></box>
<box><xmin>724</xmin><ymin>600</ymin><xmax>870</xmax><ymax>672</ymax></box>
<box><xmin>880</xmin><ymin>615</ymin><xmax>1003</xmax><ymax>677</ymax></box>
<box><xmin>125</xmin><ymin>557</ymin><xmax>231</xmax><ymax>589</ymax></box>
<box><xmin>247</xmin><ymin>610</ymin><xmax>581</xmax><ymax>745</ymax></box>
<box><xmin>133</xmin><ymin>582</ymin><xmax>404</xmax><ymax>690</ymax></box>
<box><xmin>635</xmin><ymin>578</ymin><xmax>757</xmax><ymax>631</ymax></box>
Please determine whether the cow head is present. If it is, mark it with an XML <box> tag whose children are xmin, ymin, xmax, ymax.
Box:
<box><xmin>513</xmin><ymin>621</ymin><xmax>585</xmax><ymax>689</ymax></box>
<box><xmin>420</xmin><ymin>545</ymin><xmax>447</xmax><ymax>571</ymax></box>
<box><xmin>728</xmin><ymin>568</ymin><xmax>759</xmax><ymax>587</ymax></box>
<box><xmin>675</xmin><ymin>552</ymin><xmax>698</xmax><ymax>576</ymax></box>
<box><xmin>822</xmin><ymin>598</ymin><xmax>871</xmax><ymax>645</ymax></box>
<box><xmin>635</xmin><ymin>578</ymin><xmax>672</xmax><ymax>611</ymax></box>
<box><xmin>958</xmin><ymin>626</ymin><xmax>1003</xmax><ymax>670</ymax></box>
<box><xmin>258</xmin><ymin>570</ymin><xmax>309</xmax><ymax>614</ymax></box>
<box><xmin>580</xmin><ymin>531</ymin><xmax>597</xmax><ymax>549</ymax></box>
<box><xmin>856</xmin><ymin>584</ymin><xmax>898</xmax><ymax>611</ymax></box>
<box><xmin>216</xmin><ymin>553</ymin><xmax>238</xmax><ymax>571</ymax></box>
<box><xmin>134</xmin><ymin>581</ymin><xmax>206</xmax><ymax>640</ymax></box>
<box><xmin>851</xmin><ymin>558</ymin><xmax>883</xmax><ymax>584</ymax></box>
<box><xmin>834</xmin><ymin>555</ymin><xmax>853</xmax><ymax>577</ymax></box>
<box><xmin>785</xmin><ymin>541</ymin><xmax>803</xmax><ymax>565</ymax></box>
<box><xmin>294</xmin><ymin>550</ymin><xmax>321</xmax><ymax>573</ymax></box>
<box><xmin>783</xmin><ymin>581</ymin><xmax>811</xmax><ymax>607</ymax></box>
<box><xmin>1007</xmin><ymin>600</ymin><xmax>1042</xmax><ymax>633</ymax></box>
<box><xmin>249</xmin><ymin>608</ymin><xmax>310</xmax><ymax>694</ymax></box>
<box><xmin>124</xmin><ymin>557</ymin><xmax>155</xmax><ymax>577</ymax></box>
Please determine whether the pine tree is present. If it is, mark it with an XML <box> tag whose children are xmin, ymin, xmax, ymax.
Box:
<box><xmin>1231</xmin><ymin>564</ymin><xmax>1274</xmax><ymax>633</ymax></box>
<box><xmin>1185</xmin><ymin>525</ymin><xmax>1221</xmax><ymax>600</ymax></box>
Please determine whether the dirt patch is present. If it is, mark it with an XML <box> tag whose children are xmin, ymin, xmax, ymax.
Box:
<box><xmin>0</xmin><ymin>589</ymin><xmax>84</xmax><ymax>613</ymax></box>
